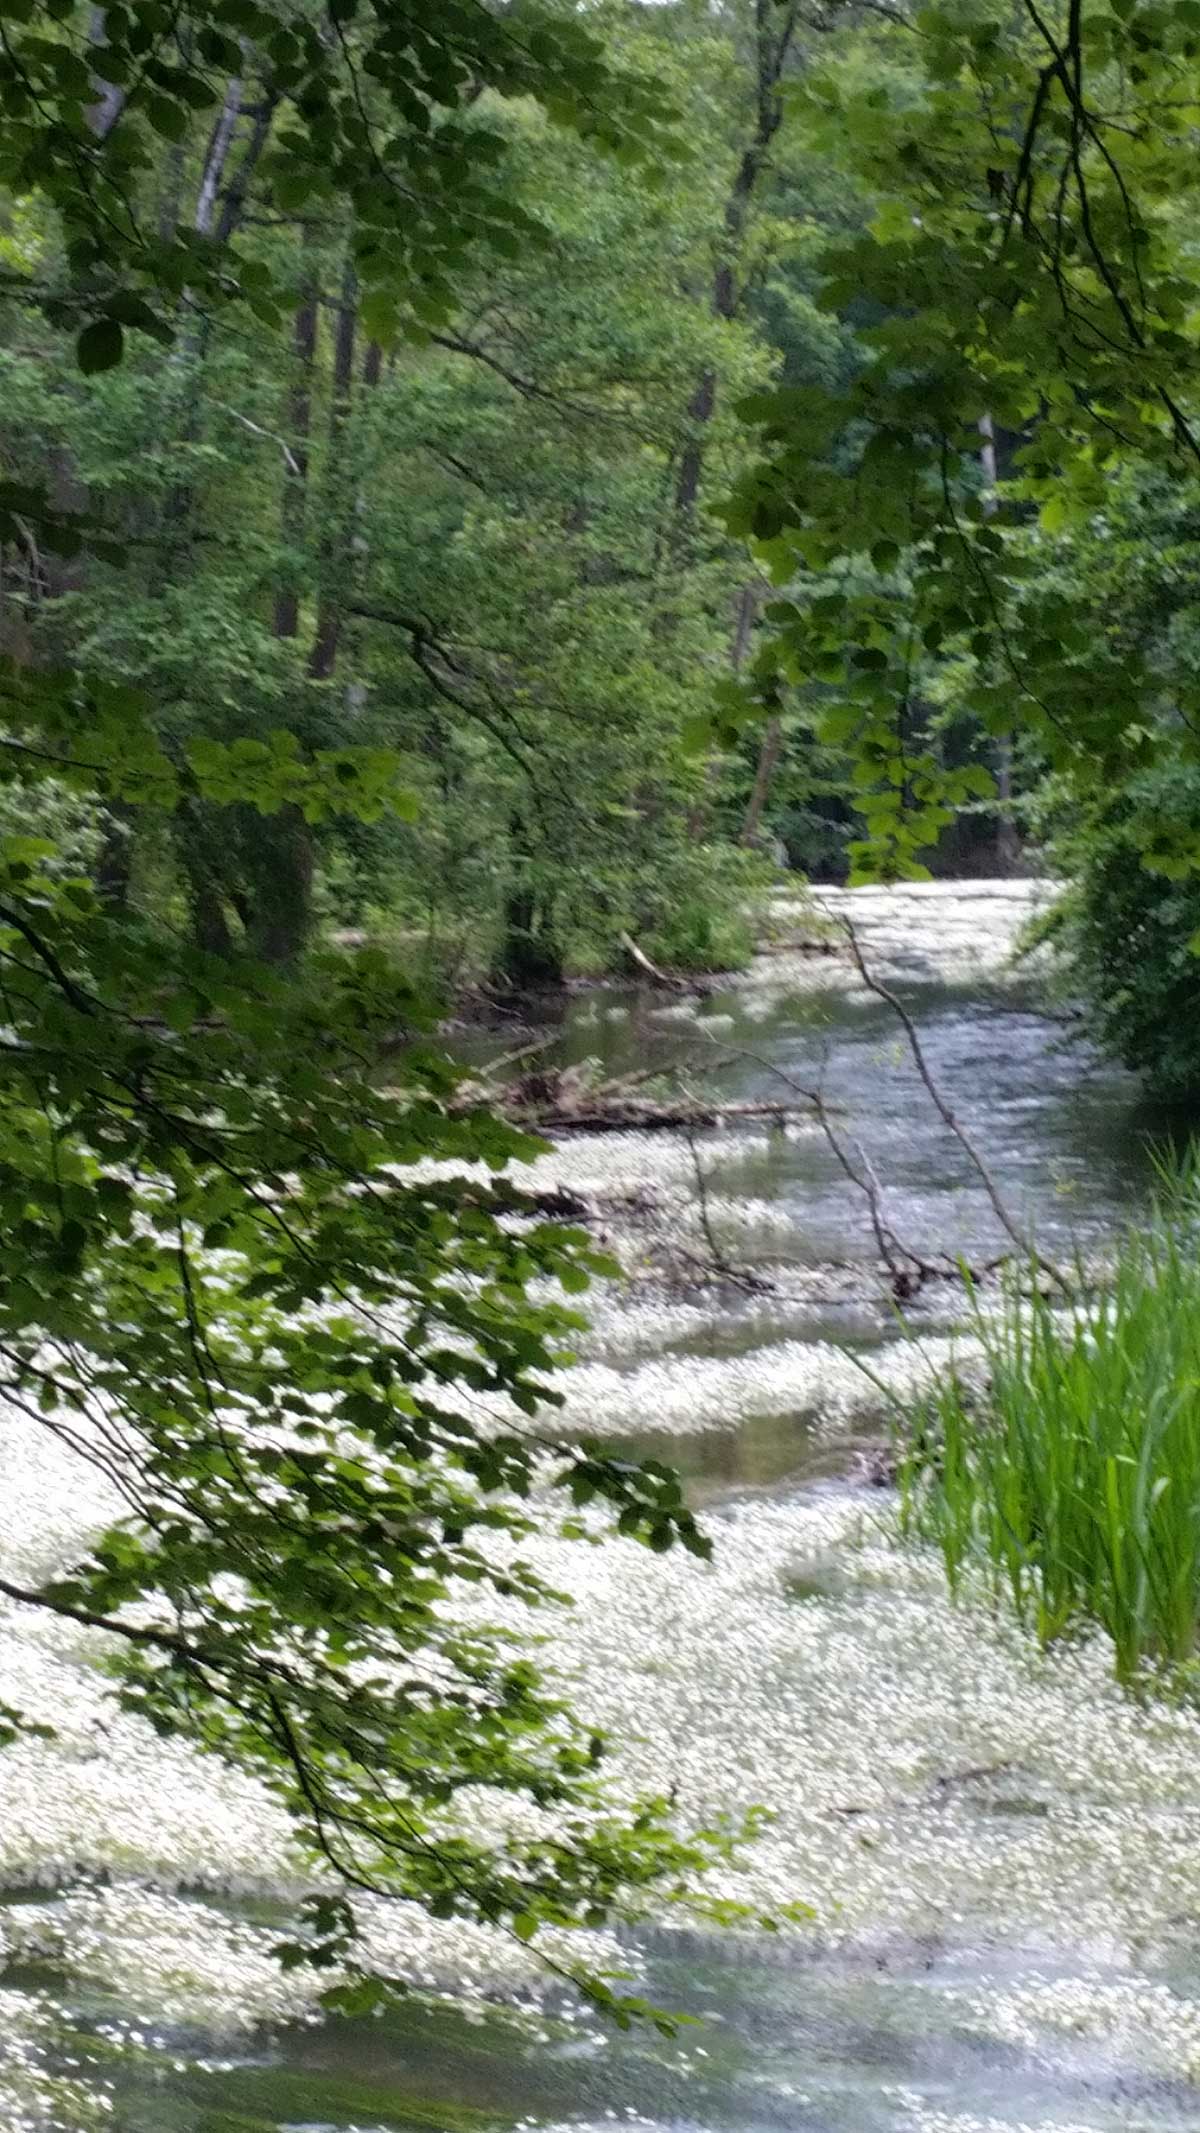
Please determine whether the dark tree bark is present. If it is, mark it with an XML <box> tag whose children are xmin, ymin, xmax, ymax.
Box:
<box><xmin>732</xmin><ymin>585</ymin><xmax>784</xmax><ymax>847</ymax></box>
<box><xmin>214</xmin><ymin>89</ymin><xmax>279</xmax><ymax>244</ymax></box>
<box><xmin>189</xmin><ymin>872</ymin><xmax>237</xmax><ymax>958</ymax></box>
<box><xmin>246</xmin><ymin>808</ymin><xmax>315</xmax><ymax>966</ymax></box>
<box><xmin>669</xmin><ymin>0</ymin><xmax>801</xmax><ymax>548</ymax></box>
<box><xmin>499</xmin><ymin>815</ymin><xmax>564</xmax><ymax>990</ymax></box>
<box><xmin>740</xmin><ymin>715</ymin><xmax>783</xmax><ymax>848</ymax></box>
<box><xmin>308</xmin><ymin>257</ymin><xmax>359</xmax><ymax>683</ymax></box>
<box><xmin>979</xmin><ymin>414</ymin><xmax>1022</xmax><ymax>870</ymax></box>
<box><xmin>95</xmin><ymin>810</ymin><xmax>134</xmax><ymax>911</ymax></box>
<box><xmin>273</xmin><ymin>272</ymin><xmax>317</xmax><ymax>643</ymax></box>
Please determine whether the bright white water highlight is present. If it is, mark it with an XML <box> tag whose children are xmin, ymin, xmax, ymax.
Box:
<box><xmin>2</xmin><ymin>877</ymin><xmax>1190</xmax><ymax>2133</ymax></box>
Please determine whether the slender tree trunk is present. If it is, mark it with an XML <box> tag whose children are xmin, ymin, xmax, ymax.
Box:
<box><xmin>157</xmin><ymin>69</ymin><xmax>251</xmax><ymax>568</ymax></box>
<box><xmin>249</xmin><ymin>261</ymin><xmax>321</xmax><ymax>966</ymax></box>
<box><xmin>344</xmin><ymin>339</ymin><xmax>384</xmax><ymax>717</ymax></box>
<box><xmin>195</xmin><ymin>73</ymin><xmax>244</xmax><ymax>238</ymax></box>
<box><xmin>308</xmin><ymin>257</ymin><xmax>358</xmax><ymax>682</ymax></box>
<box><xmin>732</xmin><ymin>585</ymin><xmax>785</xmax><ymax>847</ymax></box>
<box><xmin>669</xmin><ymin>0</ymin><xmax>800</xmax><ymax>556</ymax></box>
<box><xmin>740</xmin><ymin>716</ymin><xmax>782</xmax><ymax>848</ymax></box>
<box><xmin>500</xmin><ymin>814</ymin><xmax>563</xmax><ymax>990</ymax></box>
<box><xmin>95</xmin><ymin>809</ymin><xmax>134</xmax><ymax>910</ymax></box>
<box><xmin>85</xmin><ymin>6</ymin><xmax>125</xmax><ymax>137</ymax></box>
<box><xmin>214</xmin><ymin>89</ymin><xmax>279</xmax><ymax>244</ymax></box>
<box><xmin>979</xmin><ymin>413</ymin><xmax>1021</xmax><ymax>870</ymax></box>
<box><xmin>274</xmin><ymin>272</ymin><xmax>317</xmax><ymax>642</ymax></box>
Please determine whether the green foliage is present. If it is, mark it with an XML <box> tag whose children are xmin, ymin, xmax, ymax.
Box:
<box><xmin>729</xmin><ymin>0</ymin><xmax>1200</xmax><ymax>881</ymax></box>
<box><xmin>1008</xmin><ymin>462</ymin><xmax>1200</xmax><ymax>1094</ymax></box>
<box><xmin>1043</xmin><ymin>767</ymin><xmax>1200</xmax><ymax>1102</ymax></box>
<box><xmin>0</xmin><ymin>0</ymin><xmax>673</xmax><ymax>359</ymax></box>
<box><xmin>900</xmin><ymin>1171</ymin><xmax>1200</xmax><ymax>1685</ymax></box>
<box><xmin>0</xmin><ymin>786</ymin><xmax>739</xmax><ymax>2003</ymax></box>
<box><xmin>639</xmin><ymin>843</ymin><xmax>763</xmax><ymax>974</ymax></box>
<box><xmin>0</xmin><ymin>0</ymin><xmax>812</xmax><ymax>2023</ymax></box>
<box><xmin>0</xmin><ymin>1</ymin><xmax>786</xmax><ymax>981</ymax></box>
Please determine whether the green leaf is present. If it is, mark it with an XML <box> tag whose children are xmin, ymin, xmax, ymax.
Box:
<box><xmin>76</xmin><ymin>318</ymin><xmax>125</xmax><ymax>374</ymax></box>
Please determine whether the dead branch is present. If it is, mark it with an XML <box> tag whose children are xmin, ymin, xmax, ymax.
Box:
<box><xmin>695</xmin><ymin>1031</ymin><xmax>949</xmax><ymax>1294</ymax></box>
<box><xmin>682</xmin><ymin>1114</ymin><xmax>774</xmax><ymax>1294</ymax></box>
<box><xmin>835</xmin><ymin>913</ymin><xmax>1072</xmax><ymax>1295</ymax></box>
<box><xmin>618</xmin><ymin>932</ymin><xmax>689</xmax><ymax>990</ymax></box>
<box><xmin>500</xmin><ymin>1096</ymin><xmax>806</xmax><ymax>1135</ymax></box>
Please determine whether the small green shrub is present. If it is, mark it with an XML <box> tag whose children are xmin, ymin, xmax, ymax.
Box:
<box><xmin>900</xmin><ymin>1171</ymin><xmax>1200</xmax><ymax>1685</ymax></box>
<box><xmin>1052</xmin><ymin>765</ymin><xmax>1200</xmax><ymax>1104</ymax></box>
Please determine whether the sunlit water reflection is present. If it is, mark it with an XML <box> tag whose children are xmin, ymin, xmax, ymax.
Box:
<box><xmin>6</xmin><ymin>881</ymin><xmax>1199</xmax><ymax>2133</ymax></box>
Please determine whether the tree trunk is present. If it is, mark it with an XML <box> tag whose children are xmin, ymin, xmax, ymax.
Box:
<box><xmin>247</xmin><ymin>809</ymin><xmax>315</xmax><ymax>966</ymax></box>
<box><xmin>214</xmin><ymin>89</ymin><xmax>279</xmax><ymax>245</ymax></box>
<box><xmin>741</xmin><ymin>716</ymin><xmax>783</xmax><ymax>849</ymax></box>
<box><xmin>194</xmin><ymin>73</ymin><xmax>244</xmax><ymax>238</ymax></box>
<box><xmin>274</xmin><ymin>272</ymin><xmax>317</xmax><ymax>642</ymax></box>
<box><xmin>979</xmin><ymin>413</ymin><xmax>1021</xmax><ymax>870</ymax></box>
<box><xmin>668</xmin><ymin>0</ymin><xmax>800</xmax><ymax>556</ymax></box>
<box><xmin>157</xmin><ymin>69</ymin><xmax>253</xmax><ymax>568</ymax></box>
<box><xmin>250</xmin><ymin>262</ymin><xmax>321</xmax><ymax>965</ymax></box>
<box><xmin>188</xmin><ymin>870</ymin><xmax>237</xmax><ymax>957</ymax></box>
<box><xmin>308</xmin><ymin>256</ymin><xmax>358</xmax><ymax>682</ymax></box>
<box><xmin>499</xmin><ymin>815</ymin><xmax>564</xmax><ymax>989</ymax></box>
<box><xmin>95</xmin><ymin>810</ymin><xmax>133</xmax><ymax>910</ymax></box>
<box><xmin>85</xmin><ymin>6</ymin><xmax>125</xmax><ymax>137</ymax></box>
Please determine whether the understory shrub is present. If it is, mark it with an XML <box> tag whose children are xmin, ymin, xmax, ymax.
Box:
<box><xmin>1051</xmin><ymin>766</ymin><xmax>1200</xmax><ymax>1104</ymax></box>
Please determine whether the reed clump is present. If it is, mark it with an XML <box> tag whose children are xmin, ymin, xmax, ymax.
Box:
<box><xmin>900</xmin><ymin>1178</ymin><xmax>1200</xmax><ymax>1687</ymax></box>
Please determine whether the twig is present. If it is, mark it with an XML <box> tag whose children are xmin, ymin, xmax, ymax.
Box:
<box><xmin>619</xmin><ymin>932</ymin><xmax>688</xmax><ymax>990</ymax></box>
<box><xmin>836</xmin><ymin>912</ymin><xmax>1072</xmax><ymax>1294</ymax></box>
<box><xmin>693</xmin><ymin>1027</ymin><xmax>946</xmax><ymax>1290</ymax></box>
<box><xmin>681</xmin><ymin>1113</ymin><xmax>773</xmax><ymax>1294</ymax></box>
<box><xmin>217</xmin><ymin>403</ymin><xmax>303</xmax><ymax>475</ymax></box>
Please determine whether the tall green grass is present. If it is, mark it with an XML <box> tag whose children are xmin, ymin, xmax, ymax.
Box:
<box><xmin>899</xmin><ymin>1174</ymin><xmax>1200</xmax><ymax>1686</ymax></box>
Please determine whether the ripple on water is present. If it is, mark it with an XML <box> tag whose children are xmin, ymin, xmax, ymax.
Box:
<box><xmin>0</xmin><ymin>882</ymin><xmax>1180</xmax><ymax>2130</ymax></box>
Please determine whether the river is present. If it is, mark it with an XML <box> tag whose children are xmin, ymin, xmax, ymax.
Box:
<box><xmin>5</xmin><ymin>880</ymin><xmax>1200</xmax><ymax>2133</ymax></box>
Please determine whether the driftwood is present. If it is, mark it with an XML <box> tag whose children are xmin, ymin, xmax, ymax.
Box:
<box><xmin>460</xmin><ymin>1046</ymin><xmax>814</xmax><ymax>1136</ymax></box>
<box><xmin>502</xmin><ymin>1097</ymin><xmax>803</xmax><ymax>1135</ymax></box>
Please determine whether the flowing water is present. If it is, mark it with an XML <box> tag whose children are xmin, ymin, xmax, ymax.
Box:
<box><xmin>6</xmin><ymin>881</ymin><xmax>1200</xmax><ymax>2133</ymax></box>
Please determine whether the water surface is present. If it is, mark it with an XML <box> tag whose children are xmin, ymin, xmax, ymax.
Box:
<box><xmin>8</xmin><ymin>881</ymin><xmax>1199</xmax><ymax>2133</ymax></box>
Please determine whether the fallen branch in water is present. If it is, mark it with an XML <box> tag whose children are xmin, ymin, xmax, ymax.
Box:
<box><xmin>504</xmin><ymin>1096</ymin><xmax>806</xmax><ymax>1134</ymax></box>
<box><xmin>693</xmin><ymin>1033</ymin><xmax>948</xmax><ymax>1296</ymax></box>
<box><xmin>463</xmin><ymin>1050</ymin><xmax>815</xmax><ymax>1134</ymax></box>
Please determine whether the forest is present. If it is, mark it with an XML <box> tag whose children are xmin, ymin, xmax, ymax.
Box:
<box><xmin>6</xmin><ymin>0</ymin><xmax>1200</xmax><ymax>2127</ymax></box>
